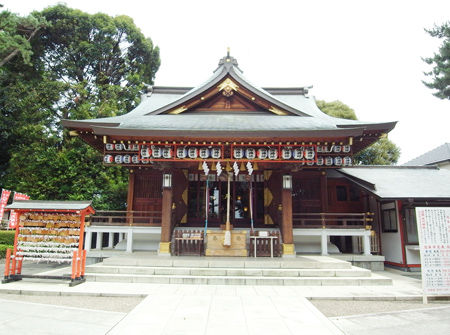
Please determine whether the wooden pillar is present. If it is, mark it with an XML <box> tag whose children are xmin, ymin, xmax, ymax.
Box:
<box><xmin>159</xmin><ymin>174</ymin><xmax>173</xmax><ymax>255</ymax></box>
<box><xmin>281</xmin><ymin>178</ymin><xmax>295</xmax><ymax>257</ymax></box>
<box><xmin>320</xmin><ymin>171</ymin><xmax>328</xmax><ymax>212</ymax></box>
<box><xmin>126</xmin><ymin>170</ymin><xmax>135</xmax><ymax>224</ymax></box>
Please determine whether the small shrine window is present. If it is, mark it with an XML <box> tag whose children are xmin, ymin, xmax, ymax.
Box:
<box><xmin>404</xmin><ymin>207</ymin><xmax>418</xmax><ymax>244</ymax></box>
<box><xmin>381</xmin><ymin>202</ymin><xmax>398</xmax><ymax>233</ymax></box>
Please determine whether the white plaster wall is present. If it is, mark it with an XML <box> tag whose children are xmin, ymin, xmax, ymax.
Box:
<box><xmin>380</xmin><ymin>202</ymin><xmax>404</xmax><ymax>264</ymax></box>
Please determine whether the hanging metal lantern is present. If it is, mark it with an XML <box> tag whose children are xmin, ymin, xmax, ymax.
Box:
<box><xmin>325</xmin><ymin>156</ymin><xmax>333</xmax><ymax>166</ymax></box>
<box><xmin>343</xmin><ymin>156</ymin><xmax>352</xmax><ymax>166</ymax></box>
<box><xmin>282</xmin><ymin>148</ymin><xmax>292</xmax><ymax>160</ymax></box>
<box><xmin>199</xmin><ymin>147</ymin><xmax>210</xmax><ymax>159</ymax></box>
<box><xmin>188</xmin><ymin>147</ymin><xmax>198</xmax><ymax>159</ymax></box>
<box><xmin>105</xmin><ymin>143</ymin><xmax>114</xmax><ymax>151</ymax></box>
<box><xmin>268</xmin><ymin>148</ymin><xmax>278</xmax><ymax>160</ymax></box>
<box><xmin>233</xmin><ymin>147</ymin><xmax>244</xmax><ymax>159</ymax></box>
<box><xmin>103</xmin><ymin>155</ymin><xmax>113</xmax><ymax>163</ymax></box>
<box><xmin>343</xmin><ymin>145</ymin><xmax>351</xmax><ymax>153</ymax></box>
<box><xmin>132</xmin><ymin>155</ymin><xmax>139</xmax><ymax>164</ymax></box>
<box><xmin>257</xmin><ymin>148</ymin><xmax>268</xmax><ymax>159</ymax></box>
<box><xmin>245</xmin><ymin>148</ymin><xmax>256</xmax><ymax>160</ymax></box>
<box><xmin>293</xmin><ymin>148</ymin><xmax>304</xmax><ymax>159</ymax></box>
<box><xmin>334</xmin><ymin>156</ymin><xmax>343</xmax><ymax>166</ymax></box>
<box><xmin>114</xmin><ymin>155</ymin><xmax>123</xmax><ymax>164</ymax></box>
<box><xmin>152</xmin><ymin>146</ymin><xmax>162</xmax><ymax>158</ymax></box>
<box><xmin>211</xmin><ymin>147</ymin><xmax>221</xmax><ymax>159</ymax></box>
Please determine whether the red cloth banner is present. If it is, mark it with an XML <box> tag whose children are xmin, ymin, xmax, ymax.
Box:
<box><xmin>0</xmin><ymin>189</ymin><xmax>11</xmax><ymax>222</ymax></box>
<box><xmin>9</xmin><ymin>192</ymin><xmax>30</xmax><ymax>229</ymax></box>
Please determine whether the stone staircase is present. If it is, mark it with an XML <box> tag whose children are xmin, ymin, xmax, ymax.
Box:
<box><xmin>84</xmin><ymin>255</ymin><xmax>392</xmax><ymax>286</ymax></box>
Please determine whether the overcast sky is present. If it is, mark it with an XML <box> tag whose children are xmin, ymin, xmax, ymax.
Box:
<box><xmin>5</xmin><ymin>0</ymin><xmax>450</xmax><ymax>164</ymax></box>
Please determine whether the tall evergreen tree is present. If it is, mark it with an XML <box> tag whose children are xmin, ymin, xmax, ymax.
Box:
<box><xmin>0</xmin><ymin>5</ymin><xmax>160</xmax><ymax>209</ymax></box>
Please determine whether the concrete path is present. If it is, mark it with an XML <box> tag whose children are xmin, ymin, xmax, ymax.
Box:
<box><xmin>0</xmin><ymin>298</ymin><xmax>125</xmax><ymax>335</ymax></box>
<box><xmin>331</xmin><ymin>305</ymin><xmax>450</xmax><ymax>335</ymax></box>
<box><xmin>107</xmin><ymin>294</ymin><xmax>342</xmax><ymax>335</ymax></box>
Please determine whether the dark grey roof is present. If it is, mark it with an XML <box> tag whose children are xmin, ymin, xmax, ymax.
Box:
<box><xmin>61</xmin><ymin>53</ymin><xmax>397</xmax><ymax>136</ymax></box>
<box><xmin>338</xmin><ymin>166</ymin><xmax>450</xmax><ymax>199</ymax></box>
<box><xmin>6</xmin><ymin>200</ymin><xmax>93</xmax><ymax>211</ymax></box>
<box><xmin>403</xmin><ymin>143</ymin><xmax>450</xmax><ymax>166</ymax></box>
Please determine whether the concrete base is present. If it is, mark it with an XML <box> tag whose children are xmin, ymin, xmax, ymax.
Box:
<box><xmin>293</xmin><ymin>235</ymin><xmax>341</xmax><ymax>254</ymax></box>
<box><xmin>114</xmin><ymin>233</ymin><xmax>160</xmax><ymax>252</ymax></box>
<box><xmin>331</xmin><ymin>254</ymin><xmax>385</xmax><ymax>271</ymax></box>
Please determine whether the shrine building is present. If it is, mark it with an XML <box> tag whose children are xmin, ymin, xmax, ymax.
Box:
<box><xmin>62</xmin><ymin>52</ymin><xmax>450</xmax><ymax>267</ymax></box>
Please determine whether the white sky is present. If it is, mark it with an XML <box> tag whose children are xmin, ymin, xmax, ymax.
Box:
<box><xmin>5</xmin><ymin>0</ymin><xmax>450</xmax><ymax>164</ymax></box>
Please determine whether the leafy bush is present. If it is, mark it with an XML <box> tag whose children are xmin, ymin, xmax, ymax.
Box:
<box><xmin>0</xmin><ymin>230</ymin><xmax>15</xmax><ymax>245</ymax></box>
<box><xmin>0</xmin><ymin>244</ymin><xmax>14</xmax><ymax>258</ymax></box>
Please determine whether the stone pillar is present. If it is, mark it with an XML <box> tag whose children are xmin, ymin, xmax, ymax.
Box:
<box><xmin>108</xmin><ymin>233</ymin><xmax>114</xmax><ymax>249</ymax></box>
<box><xmin>96</xmin><ymin>232</ymin><xmax>103</xmax><ymax>250</ymax></box>
<box><xmin>159</xmin><ymin>174</ymin><xmax>173</xmax><ymax>256</ymax></box>
<box><xmin>85</xmin><ymin>230</ymin><xmax>92</xmax><ymax>251</ymax></box>
<box><xmin>281</xmin><ymin>175</ymin><xmax>295</xmax><ymax>257</ymax></box>
<box><xmin>126</xmin><ymin>229</ymin><xmax>133</xmax><ymax>253</ymax></box>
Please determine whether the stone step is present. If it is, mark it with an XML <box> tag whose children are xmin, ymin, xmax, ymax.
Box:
<box><xmin>85</xmin><ymin>265</ymin><xmax>371</xmax><ymax>277</ymax></box>
<box><xmin>85</xmin><ymin>272</ymin><xmax>391</xmax><ymax>286</ymax></box>
<box><xmin>101</xmin><ymin>255</ymin><xmax>352</xmax><ymax>270</ymax></box>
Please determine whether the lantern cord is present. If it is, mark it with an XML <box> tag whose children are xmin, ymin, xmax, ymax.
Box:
<box><xmin>204</xmin><ymin>178</ymin><xmax>209</xmax><ymax>237</ymax></box>
<box><xmin>249</xmin><ymin>177</ymin><xmax>254</xmax><ymax>232</ymax></box>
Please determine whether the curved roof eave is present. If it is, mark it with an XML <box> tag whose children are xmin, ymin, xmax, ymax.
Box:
<box><xmin>147</xmin><ymin>63</ymin><xmax>311</xmax><ymax>117</ymax></box>
<box><xmin>91</xmin><ymin>125</ymin><xmax>364</xmax><ymax>138</ymax></box>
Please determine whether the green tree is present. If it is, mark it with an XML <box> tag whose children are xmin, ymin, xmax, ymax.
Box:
<box><xmin>0</xmin><ymin>5</ymin><xmax>160</xmax><ymax>209</ymax></box>
<box><xmin>423</xmin><ymin>22</ymin><xmax>450</xmax><ymax>100</ymax></box>
<box><xmin>0</xmin><ymin>9</ymin><xmax>47</xmax><ymax>67</ymax></box>
<box><xmin>317</xmin><ymin>100</ymin><xmax>400</xmax><ymax>165</ymax></box>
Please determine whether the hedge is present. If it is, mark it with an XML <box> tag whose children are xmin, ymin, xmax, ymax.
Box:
<box><xmin>0</xmin><ymin>244</ymin><xmax>14</xmax><ymax>258</ymax></box>
<box><xmin>0</xmin><ymin>230</ymin><xmax>15</xmax><ymax>245</ymax></box>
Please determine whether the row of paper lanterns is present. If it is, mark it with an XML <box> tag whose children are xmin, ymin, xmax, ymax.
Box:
<box><xmin>104</xmin><ymin>154</ymin><xmax>352</xmax><ymax>166</ymax></box>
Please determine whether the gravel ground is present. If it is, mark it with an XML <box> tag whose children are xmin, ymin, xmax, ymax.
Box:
<box><xmin>0</xmin><ymin>293</ymin><xmax>143</xmax><ymax>313</ymax></box>
<box><xmin>310</xmin><ymin>299</ymin><xmax>450</xmax><ymax>317</ymax></box>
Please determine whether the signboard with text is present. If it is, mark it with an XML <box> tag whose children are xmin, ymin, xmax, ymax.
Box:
<box><xmin>415</xmin><ymin>207</ymin><xmax>450</xmax><ymax>296</ymax></box>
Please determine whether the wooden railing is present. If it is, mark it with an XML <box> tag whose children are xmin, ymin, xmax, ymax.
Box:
<box><xmin>293</xmin><ymin>212</ymin><xmax>373</xmax><ymax>228</ymax></box>
<box><xmin>88</xmin><ymin>210</ymin><xmax>162</xmax><ymax>227</ymax></box>
<box><xmin>172</xmin><ymin>229</ymin><xmax>204</xmax><ymax>256</ymax></box>
<box><xmin>249</xmin><ymin>230</ymin><xmax>282</xmax><ymax>257</ymax></box>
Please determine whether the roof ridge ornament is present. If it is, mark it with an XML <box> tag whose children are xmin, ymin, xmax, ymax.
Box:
<box><xmin>218</xmin><ymin>48</ymin><xmax>239</xmax><ymax>70</ymax></box>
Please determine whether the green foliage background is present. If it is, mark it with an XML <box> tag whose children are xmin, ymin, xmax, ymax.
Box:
<box><xmin>316</xmin><ymin>100</ymin><xmax>400</xmax><ymax>165</ymax></box>
<box><xmin>0</xmin><ymin>5</ymin><xmax>160</xmax><ymax>209</ymax></box>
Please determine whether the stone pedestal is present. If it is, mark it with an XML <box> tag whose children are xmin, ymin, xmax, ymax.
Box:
<box><xmin>205</xmin><ymin>230</ymin><xmax>248</xmax><ymax>256</ymax></box>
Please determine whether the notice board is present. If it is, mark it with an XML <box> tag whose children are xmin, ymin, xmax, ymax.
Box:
<box><xmin>415</xmin><ymin>207</ymin><xmax>450</xmax><ymax>296</ymax></box>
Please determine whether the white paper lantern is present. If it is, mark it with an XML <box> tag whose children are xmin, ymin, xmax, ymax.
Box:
<box><xmin>177</xmin><ymin>147</ymin><xmax>187</xmax><ymax>158</ymax></box>
<box><xmin>343</xmin><ymin>156</ymin><xmax>352</xmax><ymax>166</ymax></box>
<box><xmin>188</xmin><ymin>147</ymin><xmax>198</xmax><ymax>159</ymax></box>
<box><xmin>123</xmin><ymin>155</ymin><xmax>131</xmax><ymax>164</ymax></box>
<box><xmin>114</xmin><ymin>143</ymin><xmax>123</xmax><ymax>150</ymax></box>
<box><xmin>343</xmin><ymin>145</ymin><xmax>351</xmax><ymax>153</ymax></box>
<box><xmin>293</xmin><ymin>148</ymin><xmax>304</xmax><ymax>159</ymax></box>
<box><xmin>334</xmin><ymin>156</ymin><xmax>343</xmax><ymax>166</ymax></box>
<box><xmin>245</xmin><ymin>148</ymin><xmax>256</xmax><ymax>159</ymax></box>
<box><xmin>333</xmin><ymin>145</ymin><xmax>342</xmax><ymax>153</ymax></box>
<box><xmin>141</xmin><ymin>146</ymin><xmax>150</xmax><ymax>158</ymax></box>
<box><xmin>282</xmin><ymin>148</ymin><xmax>292</xmax><ymax>160</ymax></box>
<box><xmin>114</xmin><ymin>155</ymin><xmax>123</xmax><ymax>163</ymax></box>
<box><xmin>257</xmin><ymin>148</ymin><xmax>268</xmax><ymax>159</ymax></box>
<box><xmin>105</xmin><ymin>143</ymin><xmax>114</xmax><ymax>151</ymax></box>
<box><xmin>211</xmin><ymin>147</ymin><xmax>221</xmax><ymax>159</ymax></box>
<box><xmin>268</xmin><ymin>148</ymin><xmax>278</xmax><ymax>160</ymax></box>
<box><xmin>132</xmin><ymin>155</ymin><xmax>139</xmax><ymax>164</ymax></box>
<box><xmin>325</xmin><ymin>156</ymin><xmax>333</xmax><ymax>166</ymax></box>
<box><xmin>199</xmin><ymin>147</ymin><xmax>210</xmax><ymax>159</ymax></box>
<box><xmin>233</xmin><ymin>147</ymin><xmax>244</xmax><ymax>159</ymax></box>
<box><xmin>103</xmin><ymin>155</ymin><xmax>113</xmax><ymax>163</ymax></box>
<box><xmin>316</xmin><ymin>157</ymin><xmax>324</xmax><ymax>166</ymax></box>
<box><xmin>162</xmin><ymin>147</ymin><xmax>172</xmax><ymax>158</ymax></box>
<box><xmin>307</xmin><ymin>160</ymin><xmax>315</xmax><ymax>166</ymax></box>
<box><xmin>305</xmin><ymin>148</ymin><xmax>315</xmax><ymax>160</ymax></box>
<box><xmin>152</xmin><ymin>146</ymin><xmax>162</xmax><ymax>158</ymax></box>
